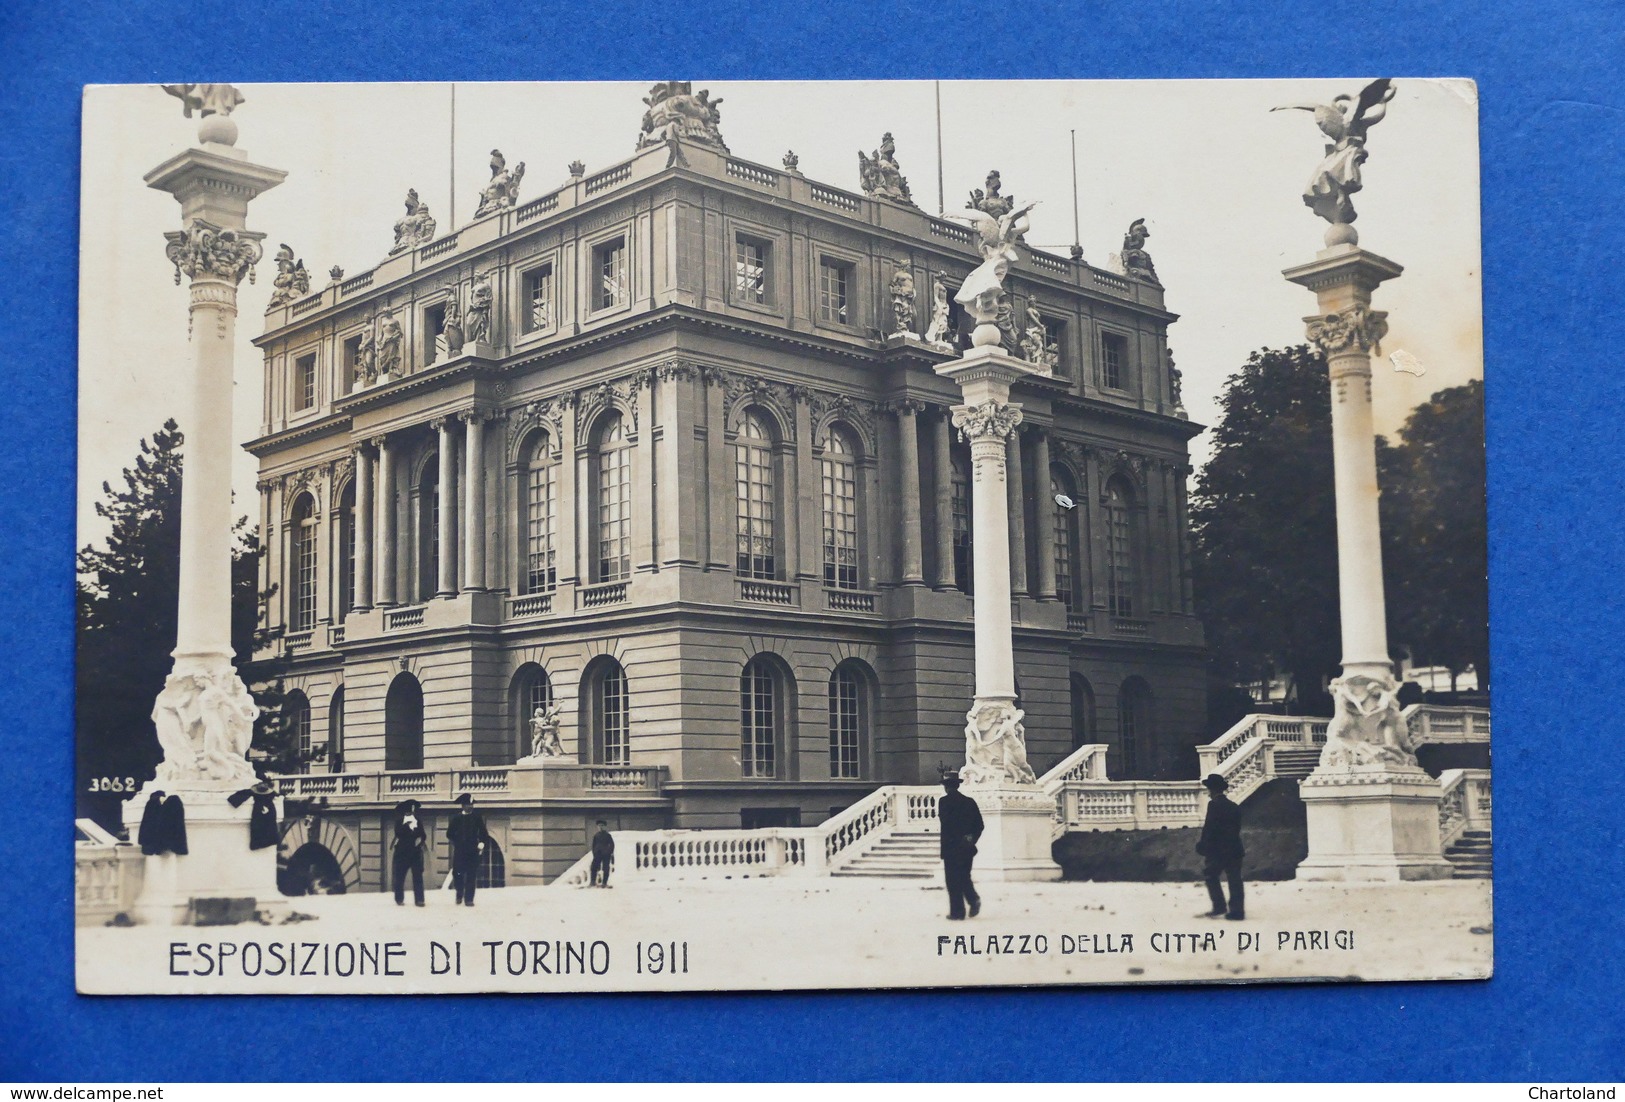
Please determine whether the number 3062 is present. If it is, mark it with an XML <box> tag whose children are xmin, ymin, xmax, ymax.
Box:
<box><xmin>88</xmin><ymin>777</ymin><xmax>137</xmax><ymax>793</ymax></box>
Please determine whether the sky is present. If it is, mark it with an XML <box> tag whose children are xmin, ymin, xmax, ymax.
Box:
<box><xmin>77</xmin><ymin>78</ymin><xmax>1482</xmax><ymax>551</ymax></box>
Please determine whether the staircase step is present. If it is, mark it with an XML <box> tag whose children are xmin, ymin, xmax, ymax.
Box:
<box><xmin>831</xmin><ymin>869</ymin><xmax>937</xmax><ymax>878</ymax></box>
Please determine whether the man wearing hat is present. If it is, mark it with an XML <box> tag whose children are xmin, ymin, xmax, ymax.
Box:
<box><xmin>937</xmin><ymin>771</ymin><xmax>984</xmax><ymax>920</ymax></box>
<box><xmin>1196</xmin><ymin>774</ymin><xmax>1245</xmax><ymax>920</ymax></box>
<box><xmin>446</xmin><ymin>793</ymin><xmax>491</xmax><ymax>907</ymax></box>
<box><xmin>391</xmin><ymin>799</ymin><xmax>428</xmax><ymax>907</ymax></box>
<box><xmin>589</xmin><ymin>819</ymin><xmax>615</xmax><ymax>888</ymax></box>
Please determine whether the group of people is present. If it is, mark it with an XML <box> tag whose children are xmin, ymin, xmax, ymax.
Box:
<box><xmin>390</xmin><ymin>792</ymin><xmax>494</xmax><ymax>907</ymax></box>
<box><xmin>936</xmin><ymin>769</ymin><xmax>1246</xmax><ymax>922</ymax></box>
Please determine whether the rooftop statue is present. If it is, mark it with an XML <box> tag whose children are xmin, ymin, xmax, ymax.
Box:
<box><xmin>637</xmin><ymin>82</ymin><xmax>728</xmax><ymax>152</ymax></box>
<box><xmin>389</xmin><ymin>189</ymin><xmax>438</xmax><ymax>255</ymax></box>
<box><xmin>966</xmin><ymin>170</ymin><xmax>1015</xmax><ymax>220</ymax></box>
<box><xmin>473</xmin><ymin>149</ymin><xmax>527</xmax><ymax>219</ymax></box>
<box><xmin>858</xmin><ymin>132</ymin><xmax>915</xmax><ymax>205</ymax></box>
<box><xmin>161</xmin><ymin>83</ymin><xmax>244</xmax><ymax>119</ymax></box>
<box><xmin>267</xmin><ymin>243</ymin><xmax>311</xmax><ymax>308</ymax></box>
<box><xmin>1272</xmin><ymin>78</ymin><xmax>1396</xmax><ymax>245</ymax></box>
<box><xmin>1120</xmin><ymin>218</ymin><xmax>1159</xmax><ymax>284</ymax></box>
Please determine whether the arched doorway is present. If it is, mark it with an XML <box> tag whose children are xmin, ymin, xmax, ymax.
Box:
<box><xmin>477</xmin><ymin>839</ymin><xmax>506</xmax><ymax>889</ymax></box>
<box><xmin>280</xmin><ymin>842</ymin><xmax>348</xmax><ymax>897</ymax></box>
<box><xmin>385</xmin><ymin>672</ymin><xmax>424</xmax><ymax>770</ymax></box>
<box><xmin>1070</xmin><ymin>674</ymin><xmax>1097</xmax><ymax>750</ymax></box>
<box><xmin>1118</xmin><ymin>676</ymin><xmax>1155</xmax><ymax>779</ymax></box>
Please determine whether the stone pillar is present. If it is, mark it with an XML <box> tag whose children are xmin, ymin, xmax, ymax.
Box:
<box><xmin>353</xmin><ymin>445</ymin><xmax>374</xmax><ymax>611</ymax></box>
<box><xmin>931</xmin><ymin>408</ymin><xmax>956</xmax><ymax>590</ymax></box>
<box><xmin>461</xmin><ymin>411</ymin><xmax>487</xmax><ymax>591</ymax></box>
<box><xmin>435</xmin><ymin>419</ymin><xmax>458</xmax><ymax>596</ymax></box>
<box><xmin>935</xmin><ymin>346</ymin><xmax>1060</xmax><ymax>882</ymax></box>
<box><xmin>894</xmin><ymin>400</ymin><xmax>924</xmax><ymax>586</ymax></box>
<box><xmin>124</xmin><ymin>98</ymin><xmax>288</xmax><ymax>924</ymax></box>
<box><xmin>1284</xmin><ymin>245</ymin><xmax>1451</xmax><ymax>882</ymax></box>
<box><xmin>374</xmin><ymin>435</ymin><xmax>397</xmax><ymax>608</ymax></box>
<box><xmin>1032</xmin><ymin>430</ymin><xmax>1057</xmax><ymax>601</ymax></box>
<box><xmin>1005</xmin><ymin>430</ymin><xmax>1027</xmax><ymax>597</ymax></box>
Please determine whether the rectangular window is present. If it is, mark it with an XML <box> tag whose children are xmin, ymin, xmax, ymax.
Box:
<box><xmin>525</xmin><ymin>462</ymin><xmax>557</xmax><ymax>594</ymax></box>
<box><xmin>821</xmin><ymin>455</ymin><xmax>858</xmax><ymax>590</ymax></box>
<box><xmin>1045</xmin><ymin>318</ymin><xmax>1068</xmax><ymax>377</ymax></box>
<box><xmin>951</xmin><ymin>460</ymin><xmax>973</xmax><ymax>595</ymax></box>
<box><xmin>341</xmin><ymin>335</ymin><xmax>361</xmax><ymax>393</ymax></box>
<box><xmin>602</xmin><ymin>671</ymin><xmax>629</xmax><ymax>767</ymax></box>
<box><xmin>424</xmin><ymin>303</ymin><xmax>447</xmax><ymax>367</ymax></box>
<box><xmin>1106</xmin><ymin>499</ymin><xmax>1134</xmax><ymax>617</ymax></box>
<box><xmin>594</xmin><ymin>237</ymin><xmax>627</xmax><ymax>311</ymax></box>
<box><xmin>294</xmin><ymin>354</ymin><xmax>317</xmax><ymax>412</ymax></box>
<box><xmin>818</xmin><ymin>257</ymin><xmax>853</xmax><ymax>325</ymax></box>
<box><xmin>735</xmin><ymin>439</ymin><xmax>776</xmax><ymax>579</ymax></box>
<box><xmin>735</xmin><ymin>236</ymin><xmax>768</xmax><ymax>304</ymax></box>
<box><xmin>829</xmin><ymin>674</ymin><xmax>861</xmax><ymax>780</ymax></box>
<box><xmin>1053</xmin><ymin>497</ymin><xmax>1074</xmax><ymax>611</ymax></box>
<box><xmin>741</xmin><ymin>664</ymin><xmax>776</xmax><ymax>779</ymax></box>
<box><xmin>1100</xmin><ymin>331</ymin><xmax>1128</xmax><ymax>391</ymax></box>
<box><xmin>523</xmin><ymin>264</ymin><xmax>554</xmax><ymax>332</ymax></box>
<box><xmin>340</xmin><ymin>504</ymin><xmax>355</xmax><ymax>620</ymax></box>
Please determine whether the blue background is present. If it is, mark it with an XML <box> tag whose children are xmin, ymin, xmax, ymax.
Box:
<box><xmin>2</xmin><ymin>0</ymin><xmax>1622</xmax><ymax>1082</ymax></box>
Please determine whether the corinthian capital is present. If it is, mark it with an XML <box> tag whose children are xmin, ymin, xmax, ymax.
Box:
<box><xmin>164</xmin><ymin>219</ymin><xmax>266</xmax><ymax>286</ymax></box>
<box><xmin>951</xmin><ymin>400</ymin><xmax>1023</xmax><ymax>443</ymax></box>
<box><xmin>1304</xmin><ymin>305</ymin><xmax>1388</xmax><ymax>357</ymax></box>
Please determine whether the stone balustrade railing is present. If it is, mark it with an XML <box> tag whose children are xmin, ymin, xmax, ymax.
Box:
<box><xmin>75</xmin><ymin>820</ymin><xmax>145</xmax><ymax>926</ymax></box>
<box><xmin>1406</xmin><ymin>705</ymin><xmax>1491</xmax><ymax>745</ymax></box>
<box><xmin>1037</xmin><ymin>743</ymin><xmax>1111</xmax><ymax>792</ymax></box>
<box><xmin>270</xmin><ymin>762</ymin><xmax>667</xmax><ymax>804</ymax></box>
<box><xmin>1056</xmin><ymin>781</ymin><xmax>1207</xmax><ymax>833</ymax></box>
<box><xmin>1437</xmin><ymin>768</ymin><xmax>1493</xmax><ymax>849</ymax></box>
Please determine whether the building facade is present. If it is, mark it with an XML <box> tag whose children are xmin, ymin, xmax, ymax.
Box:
<box><xmin>251</xmin><ymin>92</ymin><xmax>1205</xmax><ymax>891</ymax></box>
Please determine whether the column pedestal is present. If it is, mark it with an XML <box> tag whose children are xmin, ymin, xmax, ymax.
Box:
<box><xmin>121</xmin><ymin>789</ymin><xmax>288</xmax><ymax>924</ymax></box>
<box><xmin>970</xmin><ymin>785</ymin><xmax>1062</xmax><ymax>882</ymax></box>
<box><xmin>1295</xmin><ymin>766</ymin><xmax>1454</xmax><ymax>882</ymax></box>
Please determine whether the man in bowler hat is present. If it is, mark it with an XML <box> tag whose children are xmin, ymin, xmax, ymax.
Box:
<box><xmin>938</xmin><ymin>772</ymin><xmax>984</xmax><ymax>920</ymax></box>
<box><xmin>590</xmin><ymin>820</ymin><xmax>615</xmax><ymax>888</ymax></box>
<box><xmin>446</xmin><ymin>792</ymin><xmax>491</xmax><ymax>906</ymax></box>
<box><xmin>1197</xmin><ymin>774</ymin><xmax>1245</xmax><ymax>919</ymax></box>
<box><xmin>391</xmin><ymin>799</ymin><xmax>427</xmax><ymax>906</ymax></box>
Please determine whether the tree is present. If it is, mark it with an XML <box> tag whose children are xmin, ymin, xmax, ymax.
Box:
<box><xmin>1379</xmin><ymin>380</ymin><xmax>1489</xmax><ymax>691</ymax></box>
<box><xmin>1190</xmin><ymin>346</ymin><xmax>1342</xmax><ymax>713</ymax></box>
<box><xmin>76</xmin><ymin>422</ymin><xmax>306</xmax><ymax>831</ymax></box>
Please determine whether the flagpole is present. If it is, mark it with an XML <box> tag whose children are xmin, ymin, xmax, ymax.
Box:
<box><xmin>449</xmin><ymin>84</ymin><xmax>457</xmax><ymax>225</ymax></box>
<box><xmin>935</xmin><ymin>80</ymin><xmax>945</xmax><ymax>217</ymax></box>
<box><xmin>1070</xmin><ymin>128</ymin><xmax>1082</xmax><ymax>260</ymax></box>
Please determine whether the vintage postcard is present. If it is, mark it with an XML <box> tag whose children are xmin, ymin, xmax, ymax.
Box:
<box><xmin>75</xmin><ymin>78</ymin><xmax>1489</xmax><ymax>994</ymax></box>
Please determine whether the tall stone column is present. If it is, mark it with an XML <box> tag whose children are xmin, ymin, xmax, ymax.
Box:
<box><xmin>353</xmin><ymin>445</ymin><xmax>374</xmax><ymax>611</ymax></box>
<box><xmin>931</xmin><ymin>409</ymin><xmax>956</xmax><ymax>590</ymax></box>
<box><xmin>435</xmin><ymin>418</ymin><xmax>458</xmax><ymax>596</ymax></box>
<box><xmin>1032</xmin><ymin>429</ymin><xmax>1057</xmax><ymax>601</ymax></box>
<box><xmin>374</xmin><ymin>435</ymin><xmax>397</xmax><ymax>608</ymax></box>
<box><xmin>461</xmin><ymin>411</ymin><xmax>487</xmax><ymax>591</ymax></box>
<box><xmin>1005</xmin><ymin>430</ymin><xmax>1027</xmax><ymax>597</ymax></box>
<box><xmin>894</xmin><ymin>400</ymin><xmax>925</xmax><ymax>586</ymax></box>
<box><xmin>124</xmin><ymin>89</ymin><xmax>287</xmax><ymax>923</ymax></box>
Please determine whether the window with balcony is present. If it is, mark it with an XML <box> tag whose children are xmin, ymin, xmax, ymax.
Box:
<box><xmin>820</xmin><ymin>423</ymin><xmax>859</xmax><ymax>590</ymax></box>
<box><xmin>328</xmin><ymin>686</ymin><xmax>345</xmax><ymax>773</ymax></box>
<box><xmin>593</xmin><ymin>237</ymin><xmax>627</xmax><ymax>311</ymax></box>
<box><xmin>338</xmin><ymin>481</ymin><xmax>355</xmax><ymax>621</ymax></box>
<box><xmin>818</xmin><ymin>256</ymin><xmax>853</xmax><ymax>325</ymax></box>
<box><xmin>1052</xmin><ymin>466</ymin><xmax>1081</xmax><ymax>611</ymax></box>
<box><xmin>286</xmin><ymin>690</ymin><xmax>312</xmax><ymax>775</ymax></box>
<box><xmin>1105</xmin><ymin>477</ymin><xmax>1136</xmax><ymax>617</ymax></box>
<box><xmin>522</xmin><ymin>433</ymin><xmax>558</xmax><ymax>594</ymax></box>
<box><xmin>592</xmin><ymin>412</ymin><xmax>632</xmax><ymax>582</ymax></box>
<box><xmin>734</xmin><ymin>235</ymin><xmax>769</xmax><ymax>305</ymax></box>
<box><xmin>735</xmin><ymin>409</ymin><xmax>778</xmax><ymax>580</ymax></box>
<box><xmin>289</xmin><ymin>493</ymin><xmax>319</xmax><ymax>633</ymax></box>
<box><xmin>523</xmin><ymin>263</ymin><xmax>554</xmax><ymax>332</ymax></box>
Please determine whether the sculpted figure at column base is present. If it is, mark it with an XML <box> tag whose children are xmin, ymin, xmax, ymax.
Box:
<box><xmin>150</xmin><ymin>660</ymin><xmax>261</xmax><ymax>789</ymax></box>
<box><xmin>959</xmin><ymin>699</ymin><xmax>1038</xmax><ymax>787</ymax></box>
<box><xmin>1316</xmin><ymin>672</ymin><xmax>1418</xmax><ymax>771</ymax></box>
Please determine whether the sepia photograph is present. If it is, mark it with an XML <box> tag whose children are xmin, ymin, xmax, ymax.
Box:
<box><xmin>72</xmin><ymin>77</ymin><xmax>1490</xmax><ymax>995</ymax></box>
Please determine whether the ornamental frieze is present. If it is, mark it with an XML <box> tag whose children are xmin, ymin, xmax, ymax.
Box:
<box><xmin>719</xmin><ymin>370</ymin><xmax>798</xmax><ymax>440</ymax></box>
<box><xmin>574</xmin><ymin>377</ymin><xmax>641</xmax><ymax>435</ymax></box>
<box><xmin>1304</xmin><ymin>304</ymin><xmax>1388</xmax><ymax>356</ymax></box>
<box><xmin>506</xmin><ymin>395</ymin><xmax>568</xmax><ymax>457</ymax></box>
<box><xmin>808</xmin><ymin>390</ymin><xmax>877</xmax><ymax>446</ymax></box>
<box><xmin>164</xmin><ymin>219</ymin><xmax>265</xmax><ymax>286</ymax></box>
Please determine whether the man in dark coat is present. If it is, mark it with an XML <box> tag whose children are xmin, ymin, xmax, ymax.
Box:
<box><xmin>1197</xmin><ymin>773</ymin><xmax>1245</xmax><ymax>920</ymax></box>
<box><xmin>446</xmin><ymin>792</ymin><xmax>490</xmax><ymax>906</ymax></box>
<box><xmin>937</xmin><ymin>772</ymin><xmax>984</xmax><ymax>920</ymax></box>
<box><xmin>589</xmin><ymin>820</ymin><xmax>615</xmax><ymax>888</ymax></box>
<box><xmin>227</xmin><ymin>781</ymin><xmax>281</xmax><ymax>850</ymax></box>
<box><xmin>391</xmin><ymin>799</ymin><xmax>427</xmax><ymax>907</ymax></box>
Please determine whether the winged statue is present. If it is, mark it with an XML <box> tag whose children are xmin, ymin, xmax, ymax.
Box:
<box><xmin>947</xmin><ymin>200</ymin><xmax>1039</xmax><ymax>349</ymax></box>
<box><xmin>1272</xmin><ymin>78</ymin><xmax>1396</xmax><ymax>233</ymax></box>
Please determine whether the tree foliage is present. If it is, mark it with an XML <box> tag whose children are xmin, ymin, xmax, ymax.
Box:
<box><xmin>76</xmin><ymin>422</ymin><xmax>307</xmax><ymax>830</ymax></box>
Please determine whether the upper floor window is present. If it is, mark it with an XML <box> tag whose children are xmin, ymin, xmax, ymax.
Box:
<box><xmin>418</xmin><ymin>459</ymin><xmax>440</xmax><ymax>601</ymax></box>
<box><xmin>1099</xmin><ymin>331</ymin><xmax>1128</xmax><ymax>391</ymax></box>
<box><xmin>735</xmin><ymin>410</ymin><xmax>778</xmax><ymax>580</ymax></box>
<box><xmin>523</xmin><ymin>263</ymin><xmax>554</xmax><ymax>332</ymax></box>
<box><xmin>423</xmin><ymin>302</ymin><xmax>448</xmax><ymax>367</ymax></box>
<box><xmin>735</xmin><ymin>235</ymin><xmax>769</xmax><ymax>304</ymax></box>
<box><xmin>1105</xmin><ymin>478</ymin><xmax>1136</xmax><ymax>617</ymax></box>
<box><xmin>1052</xmin><ymin>466</ymin><xmax>1081</xmax><ymax>612</ymax></box>
<box><xmin>593</xmin><ymin>412</ymin><xmax>632</xmax><ymax>582</ymax></box>
<box><xmin>951</xmin><ymin>452</ymin><xmax>973</xmax><ymax>594</ymax></box>
<box><xmin>523</xmin><ymin>434</ymin><xmax>558</xmax><ymax>595</ymax></box>
<box><xmin>338</xmin><ymin>481</ymin><xmax>356</xmax><ymax>621</ymax></box>
<box><xmin>820</xmin><ymin>424</ymin><xmax>859</xmax><ymax>590</ymax></box>
<box><xmin>341</xmin><ymin>334</ymin><xmax>362</xmax><ymax>393</ymax></box>
<box><xmin>818</xmin><ymin>257</ymin><xmax>853</xmax><ymax>325</ymax></box>
<box><xmin>594</xmin><ymin>237</ymin><xmax>627</xmax><ymax>311</ymax></box>
<box><xmin>290</xmin><ymin>494</ymin><xmax>319</xmax><ymax>633</ymax></box>
<box><xmin>286</xmin><ymin>691</ymin><xmax>312</xmax><ymax>775</ymax></box>
<box><xmin>1044</xmin><ymin>318</ymin><xmax>1068</xmax><ymax>377</ymax></box>
<box><xmin>294</xmin><ymin>353</ymin><xmax>317</xmax><ymax>412</ymax></box>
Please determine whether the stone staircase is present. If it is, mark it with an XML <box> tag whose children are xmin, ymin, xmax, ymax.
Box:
<box><xmin>1443</xmin><ymin>829</ymin><xmax>1492</xmax><ymax>879</ymax></box>
<box><xmin>830</xmin><ymin>829</ymin><xmax>941</xmax><ymax>879</ymax></box>
<box><xmin>1270</xmin><ymin>748</ymin><xmax>1323</xmax><ymax>780</ymax></box>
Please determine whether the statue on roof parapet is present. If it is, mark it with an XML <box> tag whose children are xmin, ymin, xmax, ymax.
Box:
<box><xmin>858</xmin><ymin>132</ymin><xmax>915</xmax><ymax>206</ymax></box>
<box><xmin>637</xmin><ymin>82</ymin><xmax>728</xmax><ymax>153</ymax></box>
<box><xmin>473</xmin><ymin>150</ymin><xmax>526</xmax><ymax>219</ymax></box>
<box><xmin>389</xmin><ymin>189</ymin><xmax>437</xmax><ymax>255</ymax></box>
<box><xmin>1120</xmin><ymin>218</ymin><xmax>1160</xmax><ymax>284</ymax></box>
<box><xmin>267</xmin><ymin>244</ymin><xmax>310</xmax><ymax>308</ymax></box>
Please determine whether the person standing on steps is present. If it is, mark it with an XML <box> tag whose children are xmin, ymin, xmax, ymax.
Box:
<box><xmin>590</xmin><ymin>820</ymin><xmax>615</xmax><ymax>888</ymax></box>
<box><xmin>1197</xmin><ymin>773</ymin><xmax>1245</xmax><ymax>920</ymax></box>
<box><xmin>938</xmin><ymin>772</ymin><xmax>984</xmax><ymax>920</ymax></box>
<box><xmin>391</xmin><ymin>799</ymin><xmax>427</xmax><ymax>907</ymax></box>
<box><xmin>446</xmin><ymin>792</ymin><xmax>491</xmax><ymax>907</ymax></box>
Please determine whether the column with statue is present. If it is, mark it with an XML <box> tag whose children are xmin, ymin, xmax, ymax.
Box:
<box><xmin>121</xmin><ymin>85</ymin><xmax>291</xmax><ymax>922</ymax></box>
<box><xmin>1275</xmin><ymin>79</ymin><xmax>1452</xmax><ymax>880</ymax></box>
<box><xmin>931</xmin><ymin>199</ymin><xmax>1060</xmax><ymax>881</ymax></box>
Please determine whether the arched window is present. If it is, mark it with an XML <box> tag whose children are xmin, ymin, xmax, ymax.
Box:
<box><xmin>336</xmin><ymin>482</ymin><xmax>356</xmax><ymax>622</ymax></box>
<box><xmin>592</xmin><ymin>412</ymin><xmax>632</xmax><ymax>582</ymax></box>
<box><xmin>522</xmin><ymin>433</ymin><xmax>558</xmax><ymax>595</ymax></box>
<box><xmin>951</xmin><ymin>451</ymin><xmax>973</xmax><ymax>594</ymax></box>
<box><xmin>510</xmin><ymin>663</ymin><xmax>554</xmax><ymax>762</ymax></box>
<box><xmin>384</xmin><ymin>673</ymin><xmax>424</xmax><ymax>771</ymax></box>
<box><xmin>735</xmin><ymin>409</ymin><xmax>778</xmax><ymax>580</ymax></box>
<box><xmin>1105</xmin><ymin>477</ymin><xmax>1137</xmax><ymax>617</ymax></box>
<box><xmin>328</xmin><ymin>686</ymin><xmax>345</xmax><ymax>773</ymax></box>
<box><xmin>580</xmin><ymin>657</ymin><xmax>629</xmax><ymax>766</ymax></box>
<box><xmin>285</xmin><ymin>690</ymin><xmax>312</xmax><ymax>774</ymax></box>
<box><xmin>741</xmin><ymin>654</ymin><xmax>792</xmax><ymax>779</ymax></box>
<box><xmin>289</xmin><ymin>494</ymin><xmax>319</xmax><ymax>633</ymax></box>
<box><xmin>477</xmin><ymin>838</ymin><xmax>506</xmax><ymax>889</ymax></box>
<box><xmin>1069</xmin><ymin>674</ymin><xmax>1096</xmax><ymax>750</ymax></box>
<box><xmin>819</xmin><ymin>423</ymin><xmax>860</xmax><ymax>590</ymax></box>
<box><xmin>1052</xmin><ymin>466</ymin><xmax>1081</xmax><ymax>612</ymax></box>
<box><xmin>1118</xmin><ymin>676</ymin><xmax>1154</xmax><ymax>779</ymax></box>
<box><xmin>828</xmin><ymin>660</ymin><xmax>873</xmax><ymax>780</ymax></box>
<box><xmin>418</xmin><ymin>457</ymin><xmax>440</xmax><ymax>602</ymax></box>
